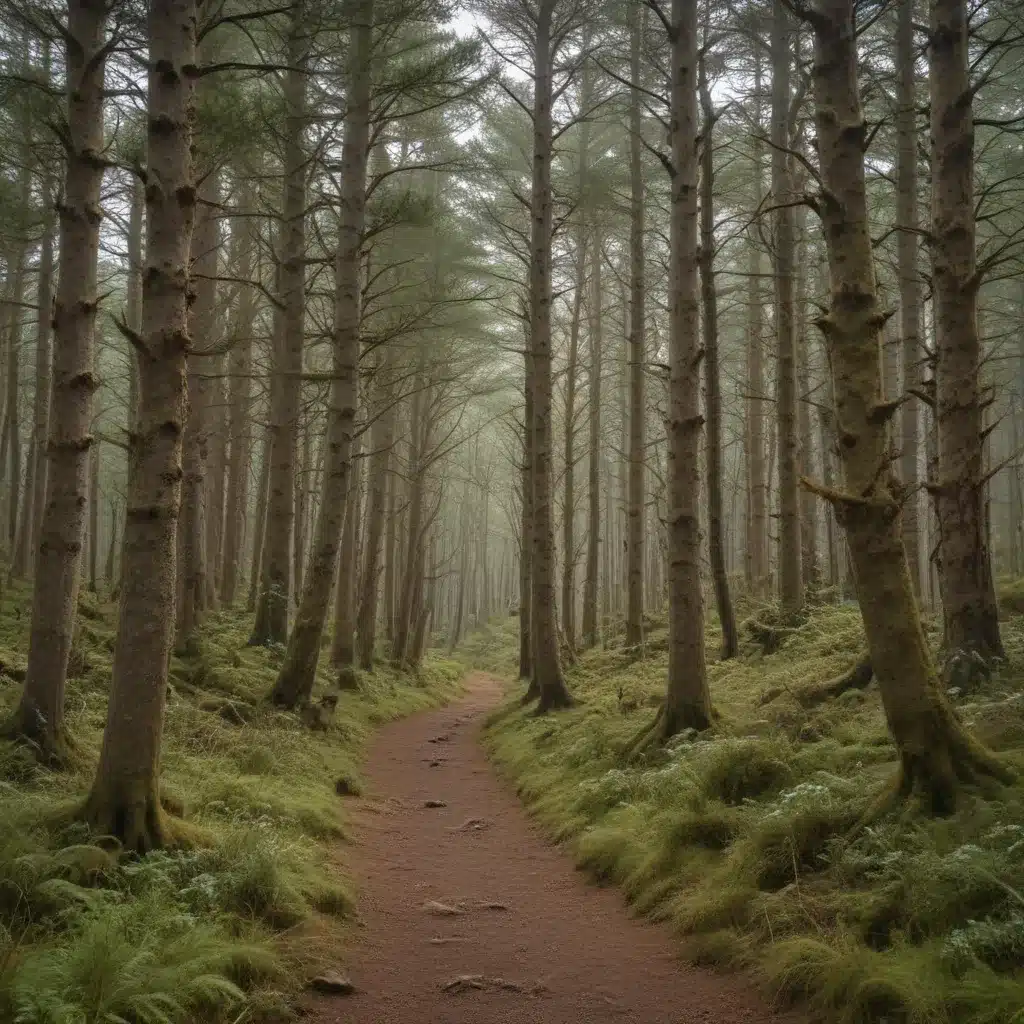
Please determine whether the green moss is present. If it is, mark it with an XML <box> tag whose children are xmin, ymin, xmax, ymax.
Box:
<box><xmin>473</xmin><ymin>601</ymin><xmax>1024</xmax><ymax>1023</ymax></box>
<box><xmin>0</xmin><ymin>587</ymin><xmax>462</xmax><ymax>1022</ymax></box>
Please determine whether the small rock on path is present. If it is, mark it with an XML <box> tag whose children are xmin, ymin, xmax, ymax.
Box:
<box><xmin>309</xmin><ymin>672</ymin><xmax>800</xmax><ymax>1024</ymax></box>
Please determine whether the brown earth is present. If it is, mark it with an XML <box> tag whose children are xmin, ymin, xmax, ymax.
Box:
<box><xmin>311</xmin><ymin>672</ymin><xmax>798</xmax><ymax>1024</ymax></box>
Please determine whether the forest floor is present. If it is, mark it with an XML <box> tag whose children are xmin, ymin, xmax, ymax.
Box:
<box><xmin>464</xmin><ymin>596</ymin><xmax>1024</xmax><ymax>1024</ymax></box>
<box><xmin>310</xmin><ymin>671</ymin><xmax>791</xmax><ymax>1024</ymax></box>
<box><xmin>0</xmin><ymin>585</ymin><xmax>464</xmax><ymax>1024</ymax></box>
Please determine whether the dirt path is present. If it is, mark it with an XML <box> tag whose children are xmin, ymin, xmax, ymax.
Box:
<box><xmin>313</xmin><ymin>673</ymin><xmax>793</xmax><ymax>1024</ymax></box>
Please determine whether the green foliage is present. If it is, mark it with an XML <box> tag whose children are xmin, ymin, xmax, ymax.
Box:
<box><xmin>0</xmin><ymin>583</ymin><xmax>463</xmax><ymax>1024</ymax></box>
<box><xmin>473</xmin><ymin>603</ymin><xmax>1024</xmax><ymax>1022</ymax></box>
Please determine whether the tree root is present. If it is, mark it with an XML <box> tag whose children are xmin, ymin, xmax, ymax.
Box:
<box><xmin>798</xmin><ymin>653</ymin><xmax>873</xmax><ymax>708</ymax></box>
<box><xmin>743</xmin><ymin>610</ymin><xmax>808</xmax><ymax>655</ymax></box>
<box><xmin>620</xmin><ymin>705</ymin><xmax>665</xmax><ymax>761</ymax></box>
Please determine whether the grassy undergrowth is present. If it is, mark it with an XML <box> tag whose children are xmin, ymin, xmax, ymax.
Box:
<box><xmin>0</xmin><ymin>581</ymin><xmax>462</xmax><ymax>1024</ymax></box>
<box><xmin>475</xmin><ymin>597</ymin><xmax>1024</xmax><ymax>1023</ymax></box>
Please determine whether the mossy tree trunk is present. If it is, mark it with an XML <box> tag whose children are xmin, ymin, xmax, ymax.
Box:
<box><xmin>929</xmin><ymin>0</ymin><xmax>1002</xmax><ymax>662</ymax></box>
<box><xmin>12</xmin><ymin>1</ymin><xmax>105</xmax><ymax>761</ymax></box>
<box><xmin>270</xmin><ymin>0</ymin><xmax>371</xmax><ymax>708</ymax></box>
<box><xmin>251</xmin><ymin>1</ymin><xmax>308</xmax><ymax>647</ymax></box>
<box><xmin>698</xmin><ymin>45</ymin><xmax>738</xmax><ymax>661</ymax></box>
<box><xmin>84</xmin><ymin>0</ymin><xmax>197</xmax><ymax>851</ymax></box>
<box><xmin>663</xmin><ymin>0</ymin><xmax>711</xmax><ymax>737</ymax></box>
<box><xmin>803</xmin><ymin>0</ymin><xmax>1011</xmax><ymax>813</ymax></box>
<box><xmin>529</xmin><ymin>0</ymin><xmax>572</xmax><ymax>712</ymax></box>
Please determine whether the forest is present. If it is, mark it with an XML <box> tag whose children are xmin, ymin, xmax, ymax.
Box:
<box><xmin>0</xmin><ymin>0</ymin><xmax>1023</xmax><ymax>1021</ymax></box>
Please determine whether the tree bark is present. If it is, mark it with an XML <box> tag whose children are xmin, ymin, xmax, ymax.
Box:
<box><xmin>746</xmin><ymin>56</ymin><xmax>768</xmax><ymax>595</ymax></box>
<box><xmin>221</xmin><ymin>181</ymin><xmax>256</xmax><ymax>606</ymax></box>
<box><xmin>176</xmin><ymin>174</ymin><xmax>218</xmax><ymax>647</ymax></box>
<box><xmin>13</xmin><ymin>172</ymin><xmax>56</xmax><ymax>580</ymax></box>
<box><xmin>10</xmin><ymin>1</ymin><xmax>106</xmax><ymax>760</ymax></box>
<box><xmin>85</xmin><ymin>0</ymin><xmax>197</xmax><ymax>849</ymax></box>
<box><xmin>582</xmin><ymin>232</ymin><xmax>602</xmax><ymax>648</ymax></box>
<box><xmin>897</xmin><ymin>0</ymin><xmax>923</xmax><ymax>596</ymax></box>
<box><xmin>698</xmin><ymin>51</ymin><xmax>738</xmax><ymax>660</ymax></box>
<box><xmin>930</xmin><ymin>0</ymin><xmax>1002</xmax><ymax>661</ymax></box>
<box><xmin>518</xmin><ymin>341</ymin><xmax>534</xmax><ymax>680</ymax></box>
<box><xmin>270</xmin><ymin>0</ymin><xmax>370</xmax><ymax>707</ymax></box>
<box><xmin>330</xmin><ymin>432</ymin><xmax>362</xmax><ymax>676</ymax></box>
<box><xmin>663</xmin><ymin>0</ymin><xmax>711</xmax><ymax>736</ymax></box>
<box><xmin>772</xmin><ymin>0</ymin><xmax>803</xmax><ymax>617</ymax></box>
<box><xmin>529</xmin><ymin>0</ymin><xmax>572</xmax><ymax>711</ymax></box>
<box><xmin>356</xmin><ymin>366</ymin><xmax>394</xmax><ymax>669</ymax></box>
<box><xmin>250</xmin><ymin>1</ymin><xmax>308</xmax><ymax>646</ymax></box>
<box><xmin>561</xmin><ymin>232</ymin><xmax>586</xmax><ymax>653</ymax></box>
<box><xmin>807</xmin><ymin>0</ymin><xmax>1010</xmax><ymax>813</ymax></box>
<box><xmin>625</xmin><ymin>3</ymin><xmax>646</xmax><ymax>653</ymax></box>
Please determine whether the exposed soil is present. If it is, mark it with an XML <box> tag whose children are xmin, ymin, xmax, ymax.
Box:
<box><xmin>312</xmin><ymin>672</ymin><xmax>796</xmax><ymax>1024</ymax></box>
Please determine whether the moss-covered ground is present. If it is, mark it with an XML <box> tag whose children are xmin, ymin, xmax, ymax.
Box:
<box><xmin>0</xmin><ymin>582</ymin><xmax>463</xmax><ymax>1024</ymax></box>
<box><xmin>470</xmin><ymin>595</ymin><xmax>1024</xmax><ymax>1024</ymax></box>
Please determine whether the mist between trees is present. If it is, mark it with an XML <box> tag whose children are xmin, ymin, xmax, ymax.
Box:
<box><xmin>0</xmin><ymin>0</ymin><xmax>1022</xmax><ymax>1015</ymax></box>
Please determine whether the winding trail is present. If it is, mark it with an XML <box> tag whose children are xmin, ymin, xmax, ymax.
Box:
<box><xmin>313</xmin><ymin>672</ymin><xmax>795</xmax><ymax>1024</ymax></box>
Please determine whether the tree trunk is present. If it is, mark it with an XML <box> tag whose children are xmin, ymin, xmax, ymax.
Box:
<box><xmin>88</xmin><ymin>440</ymin><xmax>99</xmax><ymax>591</ymax></box>
<box><xmin>698</xmin><ymin>52</ymin><xmax>738</xmax><ymax>660</ymax></box>
<box><xmin>807</xmin><ymin>0</ymin><xmax>1010</xmax><ymax>813</ymax></box>
<box><xmin>529</xmin><ymin>0</ymin><xmax>572</xmax><ymax>711</ymax></box>
<box><xmin>626</xmin><ymin>4</ymin><xmax>646</xmax><ymax>653</ymax></box>
<box><xmin>13</xmin><ymin>172</ymin><xmax>56</xmax><ymax>580</ymax></box>
<box><xmin>897</xmin><ymin>0</ymin><xmax>923</xmax><ymax>596</ymax></box>
<box><xmin>930</xmin><ymin>0</ymin><xmax>1002</xmax><ymax>661</ymax></box>
<box><xmin>663</xmin><ymin>0</ymin><xmax>711</xmax><ymax>736</ymax></box>
<box><xmin>85</xmin><ymin>0</ymin><xmax>197</xmax><ymax>849</ymax></box>
<box><xmin>582</xmin><ymin>232</ymin><xmax>602</xmax><ymax>648</ymax></box>
<box><xmin>330</xmin><ymin>433</ymin><xmax>362</xmax><ymax>676</ymax></box>
<box><xmin>393</xmin><ymin>370</ymin><xmax>426</xmax><ymax>666</ymax></box>
<box><xmin>772</xmin><ymin>0</ymin><xmax>803</xmax><ymax>616</ymax></box>
<box><xmin>126</xmin><ymin>176</ymin><xmax>144</xmax><ymax>431</ymax></box>
<box><xmin>796</xmin><ymin>211</ymin><xmax>819</xmax><ymax>587</ymax></box>
<box><xmin>561</xmin><ymin>233</ymin><xmax>585</xmax><ymax>652</ymax></box>
<box><xmin>247</xmin><ymin>430</ymin><xmax>271</xmax><ymax>612</ymax></box>
<box><xmin>176</xmin><ymin>175</ymin><xmax>218</xmax><ymax>647</ymax></box>
<box><xmin>251</xmin><ymin>2</ymin><xmax>308</xmax><ymax>646</ymax></box>
<box><xmin>746</xmin><ymin>57</ymin><xmax>768</xmax><ymax>595</ymax></box>
<box><xmin>270</xmin><ymin>0</ymin><xmax>370</xmax><ymax>707</ymax></box>
<box><xmin>12</xmin><ymin>1</ymin><xmax>105</xmax><ymax>758</ymax></box>
<box><xmin>356</xmin><ymin>368</ymin><xmax>394</xmax><ymax>669</ymax></box>
<box><xmin>221</xmin><ymin>182</ymin><xmax>256</xmax><ymax>606</ymax></box>
<box><xmin>518</xmin><ymin>343</ymin><xmax>534</xmax><ymax>679</ymax></box>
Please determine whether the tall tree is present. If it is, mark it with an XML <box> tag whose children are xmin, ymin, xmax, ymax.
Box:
<box><xmin>799</xmin><ymin>0</ymin><xmax>1011</xmax><ymax>812</ymax></box>
<box><xmin>250</xmin><ymin>0</ymin><xmax>309</xmax><ymax>646</ymax></box>
<box><xmin>698</xmin><ymin>39</ymin><xmax>738</xmax><ymax>659</ymax></box>
<box><xmin>896</xmin><ymin>0</ymin><xmax>923</xmax><ymax>596</ymax></box>
<box><xmin>930</xmin><ymin>0</ymin><xmax>1002</xmax><ymax>661</ymax></box>
<box><xmin>271</xmin><ymin>0</ymin><xmax>372</xmax><ymax>707</ymax></box>
<box><xmin>86</xmin><ymin>0</ymin><xmax>198</xmax><ymax>849</ymax></box>
<box><xmin>10</xmin><ymin>4</ymin><xmax>107</xmax><ymax>759</ymax></box>
<box><xmin>625</xmin><ymin>2</ymin><xmax>646</xmax><ymax>654</ymax></box>
<box><xmin>662</xmin><ymin>0</ymin><xmax>711</xmax><ymax>736</ymax></box>
<box><xmin>772</xmin><ymin>0</ymin><xmax>803</xmax><ymax>616</ymax></box>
